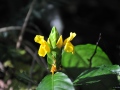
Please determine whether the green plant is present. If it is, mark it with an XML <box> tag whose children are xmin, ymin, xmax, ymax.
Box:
<box><xmin>34</xmin><ymin>26</ymin><xmax>120</xmax><ymax>90</ymax></box>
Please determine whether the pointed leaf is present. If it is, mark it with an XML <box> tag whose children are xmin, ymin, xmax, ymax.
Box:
<box><xmin>49</xmin><ymin>26</ymin><xmax>59</xmax><ymax>49</ymax></box>
<box><xmin>62</xmin><ymin>44</ymin><xmax>112</xmax><ymax>68</ymax></box>
<box><xmin>75</xmin><ymin>74</ymin><xmax>118</xmax><ymax>90</ymax></box>
<box><xmin>37</xmin><ymin>72</ymin><xmax>75</xmax><ymax>90</ymax></box>
<box><xmin>73</xmin><ymin>65</ymin><xmax>120</xmax><ymax>85</ymax></box>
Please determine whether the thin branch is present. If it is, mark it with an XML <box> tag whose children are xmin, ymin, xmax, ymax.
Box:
<box><xmin>24</xmin><ymin>45</ymin><xmax>40</xmax><ymax>65</ymax></box>
<box><xmin>24</xmin><ymin>45</ymin><xmax>48</xmax><ymax>71</ymax></box>
<box><xmin>0</xmin><ymin>26</ymin><xmax>39</xmax><ymax>35</ymax></box>
<box><xmin>16</xmin><ymin>0</ymin><xmax>37</xmax><ymax>49</ymax></box>
<box><xmin>89</xmin><ymin>33</ymin><xmax>101</xmax><ymax>68</ymax></box>
<box><xmin>29</xmin><ymin>22</ymin><xmax>43</xmax><ymax>35</ymax></box>
<box><xmin>0</xmin><ymin>26</ymin><xmax>21</xmax><ymax>33</ymax></box>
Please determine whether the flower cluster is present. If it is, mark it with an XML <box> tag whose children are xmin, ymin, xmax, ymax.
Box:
<box><xmin>34</xmin><ymin>27</ymin><xmax>76</xmax><ymax>74</ymax></box>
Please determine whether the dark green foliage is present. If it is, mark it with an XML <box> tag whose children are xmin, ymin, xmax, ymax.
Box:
<box><xmin>73</xmin><ymin>65</ymin><xmax>120</xmax><ymax>90</ymax></box>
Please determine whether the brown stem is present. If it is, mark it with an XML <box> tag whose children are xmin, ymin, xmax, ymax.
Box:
<box><xmin>16</xmin><ymin>0</ymin><xmax>37</xmax><ymax>49</ymax></box>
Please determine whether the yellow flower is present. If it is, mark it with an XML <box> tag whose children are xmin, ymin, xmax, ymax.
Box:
<box><xmin>50</xmin><ymin>64</ymin><xmax>57</xmax><ymax>75</ymax></box>
<box><xmin>64</xmin><ymin>42</ymin><xmax>74</xmax><ymax>53</ymax></box>
<box><xmin>34</xmin><ymin>35</ymin><xmax>50</xmax><ymax>57</ymax></box>
<box><xmin>56</xmin><ymin>32</ymin><xmax>76</xmax><ymax>54</ymax></box>
<box><xmin>56</xmin><ymin>35</ymin><xmax>63</xmax><ymax>48</ymax></box>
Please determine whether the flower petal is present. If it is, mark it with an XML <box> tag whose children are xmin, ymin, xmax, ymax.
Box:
<box><xmin>64</xmin><ymin>42</ymin><xmax>74</xmax><ymax>54</ymax></box>
<box><xmin>69</xmin><ymin>32</ymin><xmax>76</xmax><ymax>41</ymax></box>
<box><xmin>34</xmin><ymin>35</ymin><xmax>44</xmax><ymax>44</ymax></box>
<box><xmin>56</xmin><ymin>35</ymin><xmax>63</xmax><ymax>48</ymax></box>
<box><xmin>38</xmin><ymin>45</ymin><xmax>46</xmax><ymax>57</ymax></box>
<box><xmin>38</xmin><ymin>41</ymin><xmax>50</xmax><ymax>57</ymax></box>
<box><xmin>47</xmin><ymin>38</ymin><xmax>50</xmax><ymax>44</ymax></box>
<box><xmin>63</xmin><ymin>32</ymin><xmax>76</xmax><ymax>45</ymax></box>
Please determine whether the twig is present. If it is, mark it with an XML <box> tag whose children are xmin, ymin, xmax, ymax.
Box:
<box><xmin>16</xmin><ymin>0</ymin><xmax>37</xmax><ymax>49</ymax></box>
<box><xmin>0</xmin><ymin>26</ymin><xmax>39</xmax><ymax>35</ymax></box>
<box><xmin>29</xmin><ymin>22</ymin><xmax>43</xmax><ymax>35</ymax></box>
<box><xmin>0</xmin><ymin>26</ymin><xmax>21</xmax><ymax>33</ymax></box>
<box><xmin>89</xmin><ymin>33</ymin><xmax>101</xmax><ymax>68</ymax></box>
<box><xmin>24</xmin><ymin>45</ymin><xmax>40</xmax><ymax>65</ymax></box>
<box><xmin>24</xmin><ymin>45</ymin><xmax>48</xmax><ymax>71</ymax></box>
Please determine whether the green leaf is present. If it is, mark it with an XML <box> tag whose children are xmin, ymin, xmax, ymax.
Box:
<box><xmin>37</xmin><ymin>72</ymin><xmax>75</xmax><ymax>90</ymax></box>
<box><xmin>49</xmin><ymin>26</ymin><xmax>59</xmax><ymax>49</ymax></box>
<box><xmin>62</xmin><ymin>44</ymin><xmax>112</xmax><ymax>68</ymax></box>
<box><xmin>47</xmin><ymin>49</ymin><xmax>62</xmax><ymax>70</ymax></box>
<box><xmin>75</xmin><ymin>74</ymin><xmax>118</xmax><ymax>90</ymax></box>
<box><xmin>47</xmin><ymin>26</ymin><xmax>62</xmax><ymax>70</ymax></box>
<box><xmin>73</xmin><ymin>65</ymin><xmax>120</xmax><ymax>88</ymax></box>
<box><xmin>9</xmin><ymin>49</ymin><xmax>26</xmax><ymax>55</ymax></box>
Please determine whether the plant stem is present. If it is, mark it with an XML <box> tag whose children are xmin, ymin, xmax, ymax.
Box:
<box><xmin>52</xmin><ymin>74</ymin><xmax>54</xmax><ymax>90</ymax></box>
<box><xmin>89</xmin><ymin>33</ymin><xmax>101</xmax><ymax>68</ymax></box>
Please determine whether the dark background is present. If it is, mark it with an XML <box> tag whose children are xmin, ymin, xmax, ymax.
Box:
<box><xmin>0</xmin><ymin>0</ymin><xmax>120</xmax><ymax>89</ymax></box>
<box><xmin>0</xmin><ymin>0</ymin><xmax>120</xmax><ymax>66</ymax></box>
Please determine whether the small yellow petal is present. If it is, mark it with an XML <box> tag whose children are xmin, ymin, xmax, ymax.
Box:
<box><xmin>69</xmin><ymin>32</ymin><xmax>76</xmax><ymax>41</ymax></box>
<box><xmin>63</xmin><ymin>38</ymin><xmax>68</xmax><ymax>45</ymax></box>
<box><xmin>34</xmin><ymin>35</ymin><xmax>44</xmax><ymax>44</ymax></box>
<box><xmin>38</xmin><ymin>41</ymin><xmax>50</xmax><ymax>57</ymax></box>
<box><xmin>47</xmin><ymin>38</ymin><xmax>50</xmax><ymax>44</ymax></box>
<box><xmin>64</xmin><ymin>42</ymin><xmax>74</xmax><ymax>54</ymax></box>
<box><xmin>56</xmin><ymin>35</ymin><xmax>63</xmax><ymax>48</ymax></box>
<box><xmin>50</xmin><ymin>64</ymin><xmax>57</xmax><ymax>75</ymax></box>
<box><xmin>63</xmin><ymin>32</ymin><xmax>76</xmax><ymax>45</ymax></box>
<box><xmin>38</xmin><ymin>45</ymin><xmax>46</xmax><ymax>57</ymax></box>
<box><xmin>44</xmin><ymin>42</ymin><xmax>50</xmax><ymax>52</ymax></box>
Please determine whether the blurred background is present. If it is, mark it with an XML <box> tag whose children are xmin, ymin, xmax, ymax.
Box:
<box><xmin>0</xmin><ymin>0</ymin><xmax>120</xmax><ymax>89</ymax></box>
